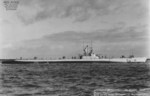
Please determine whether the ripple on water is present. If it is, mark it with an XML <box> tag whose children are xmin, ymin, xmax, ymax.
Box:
<box><xmin>0</xmin><ymin>63</ymin><xmax>150</xmax><ymax>96</ymax></box>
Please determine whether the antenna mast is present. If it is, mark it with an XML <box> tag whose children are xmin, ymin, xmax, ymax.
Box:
<box><xmin>91</xmin><ymin>40</ymin><xmax>92</xmax><ymax>48</ymax></box>
<box><xmin>83</xmin><ymin>41</ymin><xmax>84</xmax><ymax>50</ymax></box>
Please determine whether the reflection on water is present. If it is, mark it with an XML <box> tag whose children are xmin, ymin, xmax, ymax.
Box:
<box><xmin>0</xmin><ymin>63</ymin><xmax>150</xmax><ymax>96</ymax></box>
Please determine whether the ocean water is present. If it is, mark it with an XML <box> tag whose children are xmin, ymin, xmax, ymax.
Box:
<box><xmin>0</xmin><ymin>63</ymin><xmax>150</xmax><ymax>96</ymax></box>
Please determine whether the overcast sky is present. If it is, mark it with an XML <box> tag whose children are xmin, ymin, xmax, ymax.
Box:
<box><xmin>0</xmin><ymin>0</ymin><xmax>149</xmax><ymax>59</ymax></box>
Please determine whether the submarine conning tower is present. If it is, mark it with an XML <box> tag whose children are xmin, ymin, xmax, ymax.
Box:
<box><xmin>82</xmin><ymin>44</ymin><xmax>99</xmax><ymax>59</ymax></box>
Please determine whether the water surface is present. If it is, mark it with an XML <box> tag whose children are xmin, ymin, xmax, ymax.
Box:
<box><xmin>0</xmin><ymin>63</ymin><xmax>150</xmax><ymax>96</ymax></box>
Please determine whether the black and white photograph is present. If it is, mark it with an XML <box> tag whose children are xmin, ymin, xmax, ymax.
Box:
<box><xmin>0</xmin><ymin>0</ymin><xmax>150</xmax><ymax>96</ymax></box>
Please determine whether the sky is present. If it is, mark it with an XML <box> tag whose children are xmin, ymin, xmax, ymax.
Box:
<box><xmin>0</xmin><ymin>0</ymin><xmax>149</xmax><ymax>59</ymax></box>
